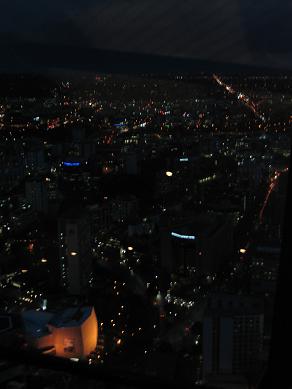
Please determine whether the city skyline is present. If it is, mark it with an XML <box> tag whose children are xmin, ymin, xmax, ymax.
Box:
<box><xmin>0</xmin><ymin>70</ymin><xmax>290</xmax><ymax>388</ymax></box>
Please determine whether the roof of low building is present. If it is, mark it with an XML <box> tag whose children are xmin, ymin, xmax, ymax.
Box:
<box><xmin>21</xmin><ymin>306</ymin><xmax>94</xmax><ymax>338</ymax></box>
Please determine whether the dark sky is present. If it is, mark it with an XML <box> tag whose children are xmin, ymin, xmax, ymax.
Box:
<box><xmin>2</xmin><ymin>0</ymin><xmax>292</xmax><ymax>71</ymax></box>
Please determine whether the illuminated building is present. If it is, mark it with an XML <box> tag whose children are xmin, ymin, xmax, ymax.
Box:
<box><xmin>22</xmin><ymin>306</ymin><xmax>98</xmax><ymax>359</ymax></box>
<box><xmin>58</xmin><ymin>211</ymin><xmax>92</xmax><ymax>295</ymax></box>
<box><xmin>160</xmin><ymin>214</ymin><xmax>233</xmax><ymax>275</ymax></box>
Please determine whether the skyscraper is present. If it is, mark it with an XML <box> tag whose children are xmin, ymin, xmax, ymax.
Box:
<box><xmin>25</xmin><ymin>179</ymin><xmax>48</xmax><ymax>213</ymax></box>
<box><xmin>160</xmin><ymin>214</ymin><xmax>233</xmax><ymax>275</ymax></box>
<box><xmin>203</xmin><ymin>294</ymin><xmax>264</xmax><ymax>386</ymax></box>
<box><xmin>58</xmin><ymin>210</ymin><xmax>91</xmax><ymax>295</ymax></box>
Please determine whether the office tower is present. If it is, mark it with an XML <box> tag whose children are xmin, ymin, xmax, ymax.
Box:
<box><xmin>203</xmin><ymin>294</ymin><xmax>264</xmax><ymax>386</ymax></box>
<box><xmin>125</xmin><ymin>152</ymin><xmax>139</xmax><ymax>175</ymax></box>
<box><xmin>249</xmin><ymin>246</ymin><xmax>279</xmax><ymax>296</ymax></box>
<box><xmin>58</xmin><ymin>211</ymin><xmax>91</xmax><ymax>295</ymax></box>
<box><xmin>111</xmin><ymin>195</ymin><xmax>138</xmax><ymax>223</ymax></box>
<box><xmin>25</xmin><ymin>179</ymin><xmax>48</xmax><ymax>213</ymax></box>
<box><xmin>160</xmin><ymin>213</ymin><xmax>233</xmax><ymax>275</ymax></box>
<box><xmin>25</xmin><ymin>148</ymin><xmax>46</xmax><ymax>173</ymax></box>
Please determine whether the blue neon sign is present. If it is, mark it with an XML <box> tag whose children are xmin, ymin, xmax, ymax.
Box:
<box><xmin>63</xmin><ymin>162</ymin><xmax>81</xmax><ymax>167</ymax></box>
<box><xmin>179</xmin><ymin>158</ymin><xmax>189</xmax><ymax>162</ymax></box>
<box><xmin>171</xmin><ymin>232</ymin><xmax>196</xmax><ymax>240</ymax></box>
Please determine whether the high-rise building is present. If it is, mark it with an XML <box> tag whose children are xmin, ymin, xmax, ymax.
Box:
<box><xmin>111</xmin><ymin>195</ymin><xmax>138</xmax><ymax>223</ymax></box>
<box><xmin>25</xmin><ymin>179</ymin><xmax>48</xmax><ymax>213</ymax></box>
<box><xmin>58</xmin><ymin>211</ymin><xmax>91</xmax><ymax>295</ymax></box>
<box><xmin>125</xmin><ymin>152</ymin><xmax>139</xmax><ymax>175</ymax></box>
<box><xmin>160</xmin><ymin>213</ymin><xmax>233</xmax><ymax>275</ymax></box>
<box><xmin>249</xmin><ymin>247</ymin><xmax>279</xmax><ymax>296</ymax></box>
<box><xmin>203</xmin><ymin>294</ymin><xmax>264</xmax><ymax>386</ymax></box>
<box><xmin>25</xmin><ymin>148</ymin><xmax>46</xmax><ymax>173</ymax></box>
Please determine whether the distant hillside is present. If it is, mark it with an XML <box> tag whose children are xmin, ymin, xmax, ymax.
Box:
<box><xmin>1</xmin><ymin>42</ymin><xmax>289</xmax><ymax>77</ymax></box>
<box><xmin>0</xmin><ymin>73</ymin><xmax>57</xmax><ymax>98</ymax></box>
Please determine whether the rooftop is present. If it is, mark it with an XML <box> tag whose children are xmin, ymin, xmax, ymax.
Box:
<box><xmin>22</xmin><ymin>310</ymin><xmax>54</xmax><ymax>338</ymax></box>
<box><xmin>22</xmin><ymin>307</ymin><xmax>94</xmax><ymax>338</ymax></box>
<box><xmin>49</xmin><ymin>307</ymin><xmax>93</xmax><ymax>328</ymax></box>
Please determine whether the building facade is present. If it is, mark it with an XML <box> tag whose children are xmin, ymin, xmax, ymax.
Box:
<box><xmin>58</xmin><ymin>211</ymin><xmax>91</xmax><ymax>295</ymax></box>
<box><xmin>203</xmin><ymin>294</ymin><xmax>264</xmax><ymax>384</ymax></box>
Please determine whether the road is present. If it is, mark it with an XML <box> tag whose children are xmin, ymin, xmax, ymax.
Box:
<box><xmin>213</xmin><ymin>73</ymin><xmax>266</xmax><ymax>123</ymax></box>
<box><xmin>160</xmin><ymin>295</ymin><xmax>206</xmax><ymax>349</ymax></box>
<box><xmin>259</xmin><ymin>167</ymin><xmax>289</xmax><ymax>224</ymax></box>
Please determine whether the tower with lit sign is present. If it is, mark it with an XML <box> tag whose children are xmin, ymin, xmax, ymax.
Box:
<box><xmin>160</xmin><ymin>214</ymin><xmax>233</xmax><ymax>276</ymax></box>
<box><xmin>160</xmin><ymin>225</ymin><xmax>198</xmax><ymax>274</ymax></box>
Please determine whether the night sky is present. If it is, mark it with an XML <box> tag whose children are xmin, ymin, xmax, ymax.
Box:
<box><xmin>1</xmin><ymin>0</ymin><xmax>292</xmax><ymax>71</ymax></box>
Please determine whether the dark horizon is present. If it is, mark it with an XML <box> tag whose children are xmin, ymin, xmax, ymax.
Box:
<box><xmin>2</xmin><ymin>0</ymin><xmax>292</xmax><ymax>73</ymax></box>
<box><xmin>2</xmin><ymin>42</ymin><xmax>292</xmax><ymax>77</ymax></box>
